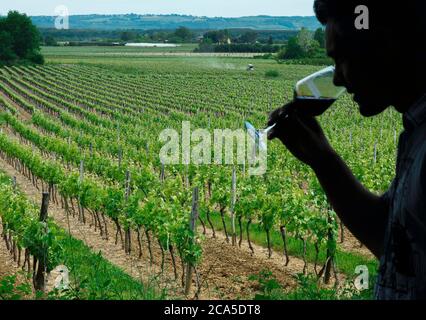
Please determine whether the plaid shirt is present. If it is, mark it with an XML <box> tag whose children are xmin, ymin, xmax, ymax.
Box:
<box><xmin>375</xmin><ymin>94</ymin><xmax>426</xmax><ymax>300</ymax></box>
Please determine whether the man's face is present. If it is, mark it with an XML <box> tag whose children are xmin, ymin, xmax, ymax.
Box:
<box><xmin>326</xmin><ymin>20</ymin><xmax>394</xmax><ymax>116</ymax></box>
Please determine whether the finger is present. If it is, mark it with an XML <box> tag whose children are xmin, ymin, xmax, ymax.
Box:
<box><xmin>267</xmin><ymin>102</ymin><xmax>296</xmax><ymax>124</ymax></box>
<box><xmin>267</xmin><ymin>111</ymin><xmax>298</xmax><ymax>141</ymax></box>
<box><xmin>267</xmin><ymin>107</ymin><xmax>284</xmax><ymax>127</ymax></box>
<box><xmin>270</xmin><ymin>111</ymin><xmax>316</xmax><ymax>143</ymax></box>
<box><xmin>267</xmin><ymin>128</ymin><xmax>277</xmax><ymax>140</ymax></box>
<box><xmin>267</xmin><ymin>112</ymin><xmax>289</xmax><ymax>140</ymax></box>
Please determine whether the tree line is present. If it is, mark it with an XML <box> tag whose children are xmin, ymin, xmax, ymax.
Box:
<box><xmin>41</xmin><ymin>27</ymin><xmax>298</xmax><ymax>46</ymax></box>
<box><xmin>195</xmin><ymin>27</ymin><xmax>328</xmax><ymax>58</ymax></box>
<box><xmin>0</xmin><ymin>11</ymin><xmax>44</xmax><ymax>65</ymax></box>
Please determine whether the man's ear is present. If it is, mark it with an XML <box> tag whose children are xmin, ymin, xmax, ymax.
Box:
<box><xmin>365</xmin><ymin>26</ymin><xmax>398</xmax><ymax>62</ymax></box>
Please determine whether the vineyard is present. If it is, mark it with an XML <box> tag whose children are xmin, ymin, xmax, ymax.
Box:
<box><xmin>0</xmin><ymin>58</ymin><xmax>401</xmax><ymax>299</ymax></box>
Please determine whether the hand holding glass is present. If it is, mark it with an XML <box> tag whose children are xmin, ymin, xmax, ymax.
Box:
<box><xmin>263</xmin><ymin>66</ymin><xmax>346</xmax><ymax>133</ymax></box>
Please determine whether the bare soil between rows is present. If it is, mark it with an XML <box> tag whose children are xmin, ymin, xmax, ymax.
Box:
<box><xmin>0</xmin><ymin>224</ymin><xmax>23</xmax><ymax>279</ymax></box>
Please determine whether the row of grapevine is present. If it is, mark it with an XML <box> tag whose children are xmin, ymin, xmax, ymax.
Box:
<box><xmin>0</xmin><ymin>63</ymin><xmax>401</xmax><ymax>292</ymax></box>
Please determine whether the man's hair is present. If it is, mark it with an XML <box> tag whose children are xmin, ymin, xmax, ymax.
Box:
<box><xmin>314</xmin><ymin>1</ymin><xmax>425</xmax><ymax>30</ymax></box>
<box><xmin>314</xmin><ymin>0</ymin><xmax>362</xmax><ymax>26</ymax></box>
<box><xmin>313</xmin><ymin>0</ymin><xmax>426</xmax><ymax>52</ymax></box>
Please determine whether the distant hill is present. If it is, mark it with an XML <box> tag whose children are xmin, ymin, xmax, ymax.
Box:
<box><xmin>30</xmin><ymin>14</ymin><xmax>321</xmax><ymax>31</ymax></box>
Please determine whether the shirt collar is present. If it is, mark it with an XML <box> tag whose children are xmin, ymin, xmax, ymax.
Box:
<box><xmin>403</xmin><ymin>93</ymin><xmax>426</xmax><ymax>130</ymax></box>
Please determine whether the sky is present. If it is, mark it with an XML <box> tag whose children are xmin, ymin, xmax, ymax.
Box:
<box><xmin>0</xmin><ymin>0</ymin><xmax>315</xmax><ymax>17</ymax></box>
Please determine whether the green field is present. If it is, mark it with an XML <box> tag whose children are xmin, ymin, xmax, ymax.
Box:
<box><xmin>41</xmin><ymin>44</ymin><xmax>199</xmax><ymax>57</ymax></box>
<box><xmin>0</xmin><ymin>46</ymin><xmax>401</xmax><ymax>300</ymax></box>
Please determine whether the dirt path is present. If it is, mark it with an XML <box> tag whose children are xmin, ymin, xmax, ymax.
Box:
<box><xmin>0</xmin><ymin>223</ymin><xmax>32</xmax><ymax>298</ymax></box>
<box><xmin>0</xmin><ymin>224</ymin><xmax>21</xmax><ymax>279</ymax></box>
<box><xmin>0</xmin><ymin>154</ymin><xmax>332</xmax><ymax>299</ymax></box>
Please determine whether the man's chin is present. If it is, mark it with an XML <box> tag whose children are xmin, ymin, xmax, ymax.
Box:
<box><xmin>358</xmin><ymin>105</ymin><xmax>382</xmax><ymax>117</ymax></box>
<box><xmin>355</xmin><ymin>97</ymin><xmax>389</xmax><ymax>117</ymax></box>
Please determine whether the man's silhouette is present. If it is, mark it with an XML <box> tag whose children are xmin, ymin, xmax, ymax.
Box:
<box><xmin>268</xmin><ymin>1</ymin><xmax>426</xmax><ymax>299</ymax></box>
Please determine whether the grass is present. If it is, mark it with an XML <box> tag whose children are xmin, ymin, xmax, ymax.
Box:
<box><xmin>41</xmin><ymin>44</ymin><xmax>199</xmax><ymax>56</ymax></box>
<box><xmin>250</xmin><ymin>271</ymin><xmax>375</xmax><ymax>300</ymax></box>
<box><xmin>41</xmin><ymin>45</ymin><xmax>322</xmax><ymax>81</ymax></box>
<box><xmin>51</xmin><ymin>233</ymin><xmax>166</xmax><ymax>300</ymax></box>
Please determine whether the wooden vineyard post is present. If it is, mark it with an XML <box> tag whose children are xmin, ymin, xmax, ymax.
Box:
<box><xmin>230</xmin><ymin>166</ymin><xmax>237</xmax><ymax>246</ymax></box>
<box><xmin>89</xmin><ymin>143</ymin><xmax>93</xmax><ymax>158</ymax></box>
<box><xmin>118</xmin><ymin>148</ymin><xmax>122</xmax><ymax>167</ymax></box>
<box><xmin>324</xmin><ymin>210</ymin><xmax>335</xmax><ymax>284</ymax></box>
<box><xmin>160</xmin><ymin>162</ymin><xmax>165</xmax><ymax>182</ymax></box>
<box><xmin>34</xmin><ymin>192</ymin><xmax>49</xmax><ymax>293</ymax></box>
<box><xmin>269</xmin><ymin>86</ymin><xmax>272</xmax><ymax>111</ymax></box>
<box><xmin>12</xmin><ymin>176</ymin><xmax>16</xmax><ymax>191</ymax></box>
<box><xmin>124</xmin><ymin>170</ymin><xmax>131</xmax><ymax>254</ymax></box>
<box><xmin>185</xmin><ymin>187</ymin><xmax>199</xmax><ymax>296</ymax></box>
<box><xmin>373</xmin><ymin>141</ymin><xmax>377</xmax><ymax>164</ymax></box>
<box><xmin>78</xmin><ymin>160</ymin><xmax>85</xmax><ymax>223</ymax></box>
